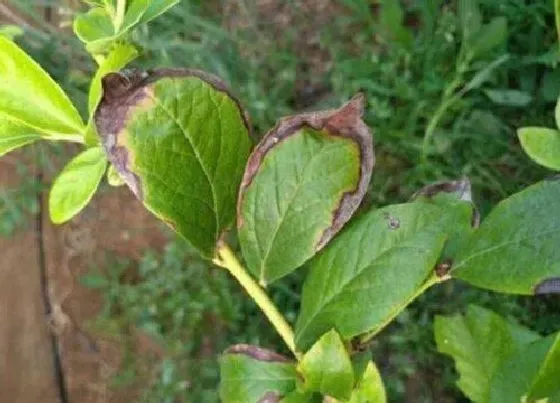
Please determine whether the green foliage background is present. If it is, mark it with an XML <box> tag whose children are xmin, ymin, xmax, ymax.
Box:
<box><xmin>3</xmin><ymin>0</ymin><xmax>560</xmax><ymax>401</ymax></box>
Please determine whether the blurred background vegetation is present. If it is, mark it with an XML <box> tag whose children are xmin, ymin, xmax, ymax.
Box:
<box><xmin>2</xmin><ymin>0</ymin><xmax>560</xmax><ymax>401</ymax></box>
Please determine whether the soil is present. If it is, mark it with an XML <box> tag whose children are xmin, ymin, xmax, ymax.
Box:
<box><xmin>0</xmin><ymin>154</ymin><xmax>168</xmax><ymax>403</ymax></box>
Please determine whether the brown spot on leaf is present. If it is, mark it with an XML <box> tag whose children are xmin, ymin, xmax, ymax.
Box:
<box><xmin>383</xmin><ymin>211</ymin><xmax>400</xmax><ymax>230</ymax></box>
<box><xmin>435</xmin><ymin>258</ymin><xmax>453</xmax><ymax>278</ymax></box>
<box><xmin>225</xmin><ymin>344</ymin><xmax>291</xmax><ymax>363</ymax></box>
<box><xmin>237</xmin><ymin>93</ymin><xmax>374</xmax><ymax>252</ymax></box>
<box><xmin>534</xmin><ymin>277</ymin><xmax>560</xmax><ymax>294</ymax></box>
<box><xmin>258</xmin><ymin>392</ymin><xmax>282</xmax><ymax>403</ymax></box>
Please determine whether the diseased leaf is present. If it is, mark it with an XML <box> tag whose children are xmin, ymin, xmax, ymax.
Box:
<box><xmin>88</xmin><ymin>43</ymin><xmax>139</xmax><ymax>113</ymax></box>
<box><xmin>0</xmin><ymin>116</ymin><xmax>40</xmax><ymax>157</ymax></box>
<box><xmin>517</xmin><ymin>127</ymin><xmax>560</xmax><ymax>171</ymax></box>
<box><xmin>489</xmin><ymin>333</ymin><xmax>560</xmax><ymax>402</ymax></box>
<box><xmin>295</xmin><ymin>202</ymin><xmax>454</xmax><ymax>351</ymax></box>
<box><xmin>219</xmin><ymin>344</ymin><xmax>297</xmax><ymax>403</ymax></box>
<box><xmin>348</xmin><ymin>361</ymin><xmax>387</xmax><ymax>403</ymax></box>
<box><xmin>49</xmin><ymin>147</ymin><xmax>107</xmax><ymax>224</ymax></box>
<box><xmin>0</xmin><ymin>36</ymin><xmax>84</xmax><ymax>138</ymax></box>
<box><xmin>411</xmin><ymin>178</ymin><xmax>479</xmax><ymax>260</ymax></box>
<box><xmin>95</xmin><ymin>69</ymin><xmax>252</xmax><ymax>257</ymax></box>
<box><xmin>297</xmin><ymin>329</ymin><xmax>354</xmax><ymax>400</ymax></box>
<box><xmin>85</xmin><ymin>43</ymin><xmax>139</xmax><ymax>145</ymax></box>
<box><xmin>238</xmin><ymin>95</ymin><xmax>374</xmax><ymax>285</ymax></box>
<box><xmin>280</xmin><ymin>391</ymin><xmax>321</xmax><ymax>403</ymax></box>
<box><xmin>452</xmin><ymin>179</ymin><xmax>560</xmax><ymax>294</ymax></box>
<box><xmin>434</xmin><ymin>305</ymin><xmax>541</xmax><ymax>403</ymax></box>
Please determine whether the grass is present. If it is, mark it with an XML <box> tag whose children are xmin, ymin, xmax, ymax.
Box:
<box><xmin>3</xmin><ymin>0</ymin><xmax>560</xmax><ymax>401</ymax></box>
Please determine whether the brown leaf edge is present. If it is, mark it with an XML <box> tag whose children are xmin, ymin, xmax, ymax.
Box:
<box><xmin>94</xmin><ymin>68</ymin><xmax>252</xmax><ymax>200</ymax></box>
<box><xmin>411</xmin><ymin>177</ymin><xmax>480</xmax><ymax>227</ymax></box>
<box><xmin>225</xmin><ymin>344</ymin><xmax>292</xmax><ymax>363</ymax></box>
<box><xmin>237</xmin><ymin>94</ymin><xmax>374</xmax><ymax>251</ymax></box>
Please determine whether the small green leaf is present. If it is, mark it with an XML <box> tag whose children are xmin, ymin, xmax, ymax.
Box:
<box><xmin>0</xmin><ymin>116</ymin><xmax>41</xmax><ymax>157</ymax></box>
<box><xmin>459</xmin><ymin>0</ymin><xmax>482</xmax><ymax>44</ymax></box>
<box><xmin>238</xmin><ymin>95</ymin><xmax>373</xmax><ymax>285</ymax></box>
<box><xmin>140</xmin><ymin>0</ymin><xmax>180</xmax><ymax>23</ymax></box>
<box><xmin>0</xmin><ymin>24</ymin><xmax>24</xmax><ymax>39</ymax></box>
<box><xmin>88</xmin><ymin>43</ymin><xmax>139</xmax><ymax>113</ymax></box>
<box><xmin>73</xmin><ymin>7</ymin><xmax>115</xmax><ymax>54</ymax></box>
<box><xmin>463</xmin><ymin>55</ymin><xmax>510</xmax><ymax>93</ymax></box>
<box><xmin>452</xmin><ymin>180</ymin><xmax>560</xmax><ymax>294</ymax></box>
<box><xmin>489</xmin><ymin>333</ymin><xmax>560</xmax><ymax>402</ymax></box>
<box><xmin>49</xmin><ymin>147</ymin><xmax>107</xmax><ymax>224</ymax></box>
<box><xmin>107</xmin><ymin>164</ymin><xmax>125</xmax><ymax>186</ymax></box>
<box><xmin>297</xmin><ymin>329</ymin><xmax>354</xmax><ymax>400</ymax></box>
<box><xmin>219</xmin><ymin>344</ymin><xmax>298</xmax><ymax>403</ymax></box>
<box><xmin>434</xmin><ymin>305</ymin><xmax>540</xmax><ymax>402</ymax></box>
<box><xmin>517</xmin><ymin>127</ymin><xmax>560</xmax><ymax>171</ymax></box>
<box><xmin>0</xmin><ymin>36</ymin><xmax>84</xmax><ymax>138</ymax></box>
<box><xmin>95</xmin><ymin>69</ymin><xmax>252</xmax><ymax>257</ymax></box>
<box><xmin>469</xmin><ymin>17</ymin><xmax>507</xmax><ymax>59</ymax></box>
<box><xmin>295</xmin><ymin>202</ymin><xmax>453</xmax><ymax>351</ymax></box>
<box><xmin>484</xmin><ymin>89</ymin><xmax>532</xmax><ymax>107</ymax></box>
<box><xmin>348</xmin><ymin>361</ymin><xmax>387</xmax><ymax>403</ymax></box>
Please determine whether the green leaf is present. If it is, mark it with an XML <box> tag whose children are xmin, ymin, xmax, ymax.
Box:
<box><xmin>73</xmin><ymin>7</ymin><xmax>115</xmax><ymax>54</ymax></box>
<box><xmin>219</xmin><ymin>345</ymin><xmax>298</xmax><ymax>403</ymax></box>
<box><xmin>489</xmin><ymin>333</ymin><xmax>560</xmax><ymax>402</ymax></box>
<box><xmin>484</xmin><ymin>89</ymin><xmax>532</xmax><ymax>107</ymax></box>
<box><xmin>517</xmin><ymin>127</ymin><xmax>560</xmax><ymax>171</ymax></box>
<box><xmin>434</xmin><ymin>305</ymin><xmax>540</xmax><ymax>402</ymax></box>
<box><xmin>469</xmin><ymin>17</ymin><xmax>507</xmax><ymax>59</ymax></box>
<box><xmin>107</xmin><ymin>164</ymin><xmax>125</xmax><ymax>186</ymax></box>
<box><xmin>452</xmin><ymin>180</ymin><xmax>560</xmax><ymax>294</ymax></box>
<box><xmin>0</xmin><ymin>116</ymin><xmax>41</xmax><ymax>157</ymax></box>
<box><xmin>95</xmin><ymin>69</ymin><xmax>252</xmax><ymax>257</ymax></box>
<box><xmin>459</xmin><ymin>0</ymin><xmax>482</xmax><ymax>44</ymax></box>
<box><xmin>297</xmin><ymin>329</ymin><xmax>354</xmax><ymax>400</ymax></box>
<box><xmin>49</xmin><ymin>147</ymin><xmax>107</xmax><ymax>224</ymax></box>
<box><xmin>295</xmin><ymin>202</ymin><xmax>452</xmax><ymax>351</ymax></box>
<box><xmin>88</xmin><ymin>43</ymin><xmax>139</xmax><ymax>113</ymax></box>
<box><xmin>0</xmin><ymin>25</ymin><xmax>24</xmax><ymax>40</ymax></box>
<box><xmin>74</xmin><ymin>0</ymin><xmax>178</xmax><ymax>55</ymax></box>
<box><xmin>140</xmin><ymin>0</ymin><xmax>180</xmax><ymax>23</ymax></box>
<box><xmin>238</xmin><ymin>95</ymin><xmax>373</xmax><ymax>285</ymax></box>
<box><xmin>348</xmin><ymin>361</ymin><xmax>387</xmax><ymax>403</ymax></box>
<box><xmin>555</xmin><ymin>96</ymin><xmax>560</xmax><ymax>129</ymax></box>
<box><xmin>0</xmin><ymin>36</ymin><xmax>84</xmax><ymax>138</ymax></box>
<box><xmin>463</xmin><ymin>55</ymin><xmax>510</xmax><ymax>93</ymax></box>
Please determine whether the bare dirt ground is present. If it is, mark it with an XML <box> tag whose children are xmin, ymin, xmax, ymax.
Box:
<box><xmin>0</xmin><ymin>155</ymin><xmax>167</xmax><ymax>403</ymax></box>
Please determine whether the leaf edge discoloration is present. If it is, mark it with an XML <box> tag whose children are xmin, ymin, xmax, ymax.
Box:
<box><xmin>237</xmin><ymin>94</ymin><xmax>374</xmax><ymax>252</ymax></box>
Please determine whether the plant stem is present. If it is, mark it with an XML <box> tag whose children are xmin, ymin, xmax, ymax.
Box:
<box><xmin>214</xmin><ymin>242</ymin><xmax>300</xmax><ymax>359</ymax></box>
<box><xmin>114</xmin><ymin>0</ymin><xmax>126</xmax><ymax>32</ymax></box>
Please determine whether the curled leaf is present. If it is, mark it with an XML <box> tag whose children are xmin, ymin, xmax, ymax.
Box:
<box><xmin>237</xmin><ymin>94</ymin><xmax>374</xmax><ymax>284</ymax></box>
<box><xmin>95</xmin><ymin>68</ymin><xmax>252</xmax><ymax>257</ymax></box>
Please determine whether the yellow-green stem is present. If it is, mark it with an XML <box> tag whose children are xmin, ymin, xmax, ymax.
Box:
<box><xmin>214</xmin><ymin>243</ymin><xmax>300</xmax><ymax>359</ymax></box>
<box><xmin>114</xmin><ymin>0</ymin><xmax>126</xmax><ymax>32</ymax></box>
